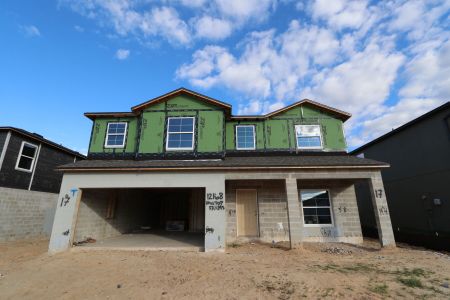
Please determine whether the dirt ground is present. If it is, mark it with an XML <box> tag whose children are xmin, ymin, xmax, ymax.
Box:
<box><xmin>0</xmin><ymin>239</ymin><xmax>449</xmax><ymax>299</ymax></box>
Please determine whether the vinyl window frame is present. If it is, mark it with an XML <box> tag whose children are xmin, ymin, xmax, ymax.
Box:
<box><xmin>15</xmin><ymin>141</ymin><xmax>38</xmax><ymax>173</ymax></box>
<box><xmin>104</xmin><ymin>122</ymin><xmax>128</xmax><ymax>149</ymax></box>
<box><xmin>235</xmin><ymin>125</ymin><xmax>256</xmax><ymax>150</ymax></box>
<box><xmin>295</xmin><ymin>124</ymin><xmax>323</xmax><ymax>150</ymax></box>
<box><xmin>165</xmin><ymin>117</ymin><xmax>195</xmax><ymax>151</ymax></box>
<box><xmin>299</xmin><ymin>189</ymin><xmax>334</xmax><ymax>228</ymax></box>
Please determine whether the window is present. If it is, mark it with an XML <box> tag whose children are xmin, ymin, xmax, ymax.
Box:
<box><xmin>166</xmin><ymin>117</ymin><xmax>195</xmax><ymax>150</ymax></box>
<box><xmin>105</xmin><ymin>122</ymin><xmax>127</xmax><ymax>148</ymax></box>
<box><xmin>15</xmin><ymin>142</ymin><xmax>38</xmax><ymax>172</ymax></box>
<box><xmin>295</xmin><ymin>125</ymin><xmax>323</xmax><ymax>149</ymax></box>
<box><xmin>236</xmin><ymin>125</ymin><xmax>256</xmax><ymax>150</ymax></box>
<box><xmin>300</xmin><ymin>190</ymin><xmax>333</xmax><ymax>226</ymax></box>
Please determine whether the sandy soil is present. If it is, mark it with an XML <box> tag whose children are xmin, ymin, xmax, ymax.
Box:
<box><xmin>0</xmin><ymin>239</ymin><xmax>449</xmax><ymax>299</ymax></box>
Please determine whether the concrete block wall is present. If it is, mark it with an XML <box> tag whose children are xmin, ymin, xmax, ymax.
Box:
<box><xmin>226</xmin><ymin>180</ymin><xmax>289</xmax><ymax>244</ymax></box>
<box><xmin>74</xmin><ymin>189</ymin><xmax>145</xmax><ymax>242</ymax></box>
<box><xmin>226</xmin><ymin>179</ymin><xmax>363</xmax><ymax>245</ymax></box>
<box><xmin>299</xmin><ymin>180</ymin><xmax>363</xmax><ymax>244</ymax></box>
<box><xmin>0</xmin><ymin>187</ymin><xmax>57</xmax><ymax>242</ymax></box>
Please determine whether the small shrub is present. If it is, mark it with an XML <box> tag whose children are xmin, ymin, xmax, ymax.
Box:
<box><xmin>397</xmin><ymin>277</ymin><xmax>423</xmax><ymax>288</ymax></box>
<box><xmin>370</xmin><ymin>283</ymin><xmax>388</xmax><ymax>295</ymax></box>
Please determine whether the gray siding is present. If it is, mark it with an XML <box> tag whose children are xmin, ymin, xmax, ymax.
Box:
<box><xmin>0</xmin><ymin>132</ymin><xmax>77</xmax><ymax>193</ymax></box>
<box><xmin>354</xmin><ymin>106</ymin><xmax>450</xmax><ymax>250</ymax></box>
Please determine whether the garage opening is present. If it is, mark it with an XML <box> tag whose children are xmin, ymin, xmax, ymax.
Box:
<box><xmin>72</xmin><ymin>188</ymin><xmax>205</xmax><ymax>251</ymax></box>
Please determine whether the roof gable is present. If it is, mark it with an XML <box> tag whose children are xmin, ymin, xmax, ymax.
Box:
<box><xmin>131</xmin><ymin>88</ymin><xmax>232</xmax><ymax>112</ymax></box>
<box><xmin>266</xmin><ymin>99</ymin><xmax>351</xmax><ymax>121</ymax></box>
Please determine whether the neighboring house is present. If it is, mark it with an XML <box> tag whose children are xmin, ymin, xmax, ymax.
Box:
<box><xmin>49</xmin><ymin>88</ymin><xmax>396</xmax><ymax>253</ymax></box>
<box><xmin>0</xmin><ymin>127</ymin><xmax>85</xmax><ymax>242</ymax></box>
<box><xmin>351</xmin><ymin>102</ymin><xmax>450</xmax><ymax>251</ymax></box>
<box><xmin>0</xmin><ymin>127</ymin><xmax>85</xmax><ymax>193</ymax></box>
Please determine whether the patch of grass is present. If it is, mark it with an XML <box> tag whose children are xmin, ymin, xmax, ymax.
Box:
<box><xmin>393</xmin><ymin>268</ymin><xmax>429</xmax><ymax>277</ymax></box>
<box><xmin>315</xmin><ymin>263</ymin><xmax>376</xmax><ymax>274</ymax></box>
<box><xmin>229</xmin><ymin>242</ymin><xmax>241</xmax><ymax>248</ymax></box>
<box><xmin>370</xmin><ymin>283</ymin><xmax>389</xmax><ymax>295</ymax></box>
<box><xmin>397</xmin><ymin>277</ymin><xmax>424</xmax><ymax>288</ymax></box>
<box><xmin>341</xmin><ymin>263</ymin><xmax>375</xmax><ymax>273</ymax></box>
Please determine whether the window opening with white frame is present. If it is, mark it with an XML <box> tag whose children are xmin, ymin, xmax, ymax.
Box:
<box><xmin>295</xmin><ymin>125</ymin><xmax>323</xmax><ymax>149</ymax></box>
<box><xmin>166</xmin><ymin>117</ymin><xmax>195</xmax><ymax>150</ymax></box>
<box><xmin>15</xmin><ymin>141</ymin><xmax>38</xmax><ymax>172</ymax></box>
<box><xmin>105</xmin><ymin>122</ymin><xmax>127</xmax><ymax>148</ymax></box>
<box><xmin>300</xmin><ymin>189</ymin><xmax>333</xmax><ymax>226</ymax></box>
<box><xmin>236</xmin><ymin>125</ymin><xmax>256</xmax><ymax>150</ymax></box>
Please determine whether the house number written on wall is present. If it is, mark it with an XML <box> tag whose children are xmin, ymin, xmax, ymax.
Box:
<box><xmin>206</xmin><ymin>193</ymin><xmax>225</xmax><ymax>211</ymax></box>
<box><xmin>375</xmin><ymin>189</ymin><xmax>383</xmax><ymax>199</ymax></box>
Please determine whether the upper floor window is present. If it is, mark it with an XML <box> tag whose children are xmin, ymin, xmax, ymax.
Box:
<box><xmin>166</xmin><ymin>117</ymin><xmax>195</xmax><ymax>150</ymax></box>
<box><xmin>236</xmin><ymin>125</ymin><xmax>255</xmax><ymax>150</ymax></box>
<box><xmin>300</xmin><ymin>189</ymin><xmax>333</xmax><ymax>226</ymax></box>
<box><xmin>105</xmin><ymin>122</ymin><xmax>127</xmax><ymax>148</ymax></box>
<box><xmin>15</xmin><ymin>141</ymin><xmax>38</xmax><ymax>172</ymax></box>
<box><xmin>295</xmin><ymin>125</ymin><xmax>323</xmax><ymax>149</ymax></box>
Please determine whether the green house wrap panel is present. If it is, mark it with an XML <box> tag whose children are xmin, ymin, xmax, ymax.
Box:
<box><xmin>139</xmin><ymin>112</ymin><xmax>165</xmax><ymax>153</ymax></box>
<box><xmin>320</xmin><ymin>118</ymin><xmax>346</xmax><ymax>150</ymax></box>
<box><xmin>89</xmin><ymin>117</ymin><xmax>137</xmax><ymax>153</ymax></box>
<box><xmin>88</xmin><ymin>95</ymin><xmax>347</xmax><ymax>155</ymax></box>
<box><xmin>198</xmin><ymin>111</ymin><xmax>223</xmax><ymax>152</ymax></box>
<box><xmin>265</xmin><ymin>119</ymin><xmax>290</xmax><ymax>149</ymax></box>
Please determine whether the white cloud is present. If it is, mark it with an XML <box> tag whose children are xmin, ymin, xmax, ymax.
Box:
<box><xmin>20</xmin><ymin>25</ymin><xmax>41</xmax><ymax>37</ymax></box>
<box><xmin>177</xmin><ymin>21</ymin><xmax>342</xmax><ymax>105</ymax></box>
<box><xmin>310</xmin><ymin>0</ymin><xmax>370</xmax><ymax>30</ymax></box>
<box><xmin>301</xmin><ymin>42</ymin><xmax>405</xmax><ymax>116</ymax></box>
<box><xmin>74</xmin><ymin>25</ymin><xmax>84</xmax><ymax>32</ymax></box>
<box><xmin>60</xmin><ymin>1</ymin><xmax>191</xmax><ymax>45</ymax></box>
<box><xmin>349</xmin><ymin>97</ymin><xmax>444</xmax><ymax>147</ymax></box>
<box><xmin>214</xmin><ymin>0</ymin><xmax>276</xmax><ymax>24</ymax></box>
<box><xmin>194</xmin><ymin>16</ymin><xmax>232</xmax><ymax>40</ymax></box>
<box><xmin>177</xmin><ymin>0</ymin><xmax>450</xmax><ymax>148</ymax></box>
<box><xmin>149</xmin><ymin>6</ymin><xmax>191</xmax><ymax>45</ymax></box>
<box><xmin>60</xmin><ymin>0</ymin><xmax>278</xmax><ymax>44</ymax></box>
<box><xmin>115</xmin><ymin>48</ymin><xmax>130</xmax><ymax>60</ymax></box>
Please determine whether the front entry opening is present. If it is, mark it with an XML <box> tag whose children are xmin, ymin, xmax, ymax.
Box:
<box><xmin>73</xmin><ymin>188</ymin><xmax>205</xmax><ymax>250</ymax></box>
<box><xmin>236</xmin><ymin>189</ymin><xmax>258</xmax><ymax>237</ymax></box>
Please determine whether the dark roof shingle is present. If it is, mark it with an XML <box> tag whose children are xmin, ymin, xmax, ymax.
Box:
<box><xmin>58</xmin><ymin>155</ymin><xmax>388</xmax><ymax>171</ymax></box>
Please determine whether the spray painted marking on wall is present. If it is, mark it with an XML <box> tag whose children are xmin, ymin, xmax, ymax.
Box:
<box><xmin>60</xmin><ymin>194</ymin><xmax>71</xmax><ymax>207</ymax></box>
<box><xmin>375</xmin><ymin>189</ymin><xmax>383</xmax><ymax>199</ymax></box>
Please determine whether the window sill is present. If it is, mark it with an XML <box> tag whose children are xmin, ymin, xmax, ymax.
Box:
<box><xmin>303</xmin><ymin>224</ymin><xmax>334</xmax><ymax>228</ymax></box>
<box><xmin>15</xmin><ymin>167</ymin><xmax>33</xmax><ymax>173</ymax></box>
<box><xmin>104</xmin><ymin>145</ymin><xmax>126</xmax><ymax>149</ymax></box>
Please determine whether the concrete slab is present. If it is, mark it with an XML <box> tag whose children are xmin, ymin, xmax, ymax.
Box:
<box><xmin>73</xmin><ymin>231</ymin><xmax>204</xmax><ymax>252</ymax></box>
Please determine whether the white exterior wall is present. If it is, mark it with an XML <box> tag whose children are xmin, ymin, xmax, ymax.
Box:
<box><xmin>48</xmin><ymin>172</ymin><xmax>225</xmax><ymax>253</ymax></box>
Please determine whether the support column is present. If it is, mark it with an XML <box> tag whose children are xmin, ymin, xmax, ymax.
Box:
<box><xmin>285</xmin><ymin>177</ymin><xmax>303</xmax><ymax>248</ymax></box>
<box><xmin>368</xmin><ymin>171</ymin><xmax>396</xmax><ymax>247</ymax></box>
<box><xmin>204</xmin><ymin>179</ymin><xmax>226</xmax><ymax>252</ymax></box>
<box><xmin>49</xmin><ymin>175</ymin><xmax>82</xmax><ymax>254</ymax></box>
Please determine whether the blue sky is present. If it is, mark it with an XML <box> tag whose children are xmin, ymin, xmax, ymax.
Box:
<box><xmin>1</xmin><ymin>0</ymin><xmax>449</xmax><ymax>154</ymax></box>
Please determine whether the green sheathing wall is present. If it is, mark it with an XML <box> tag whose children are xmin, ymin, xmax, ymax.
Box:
<box><xmin>272</xmin><ymin>104</ymin><xmax>346</xmax><ymax>150</ymax></box>
<box><xmin>224</xmin><ymin>104</ymin><xmax>346</xmax><ymax>151</ymax></box>
<box><xmin>139</xmin><ymin>112</ymin><xmax>165</xmax><ymax>153</ymax></box>
<box><xmin>139</xmin><ymin>95</ymin><xmax>225</xmax><ymax>154</ymax></box>
<box><xmin>198</xmin><ymin>111</ymin><xmax>223</xmax><ymax>152</ymax></box>
<box><xmin>88</xmin><ymin>117</ymin><xmax>138</xmax><ymax>154</ymax></box>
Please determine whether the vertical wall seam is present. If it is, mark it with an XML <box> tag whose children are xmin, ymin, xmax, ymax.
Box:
<box><xmin>0</xmin><ymin>131</ymin><xmax>11</xmax><ymax>172</ymax></box>
<box><xmin>28</xmin><ymin>143</ymin><xmax>42</xmax><ymax>191</ymax></box>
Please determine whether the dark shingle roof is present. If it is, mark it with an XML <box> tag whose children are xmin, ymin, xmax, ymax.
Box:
<box><xmin>0</xmin><ymin>127</ymin><xmax>86</xmax><ymax>159</ymax></box>
<box><xmin>58</xmin><ymin>155</ymin><xmax>388</xmax><ymax>171</ymax></box>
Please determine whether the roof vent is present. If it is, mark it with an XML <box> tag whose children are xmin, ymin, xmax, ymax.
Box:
<box><xmin>32</xmin><ymin>133</ymin><xmax>43</xmax><ymax>138</ymax></box>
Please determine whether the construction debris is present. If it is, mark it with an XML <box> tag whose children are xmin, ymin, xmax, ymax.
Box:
<box><xmin>73</xmin><ymin>237</ymin><xmax>96</xmax><ymax>246</ymax></box>
<box><xmin>321</xmin><ymin>247</ymin><xmax>353</xmax><ymax>255</ymax></box>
